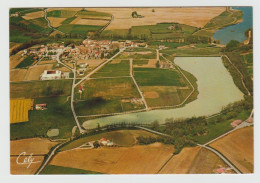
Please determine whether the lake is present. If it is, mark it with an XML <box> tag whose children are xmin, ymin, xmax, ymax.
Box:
<box><xmin>213</xmin><ymin>7</ymin><xmax>253</xmax><ymax>44</ymax></box>
<box><xmin>83</xmin><ymin>57</ymin><xmax>244</xmax><ymax>129</ymax></box>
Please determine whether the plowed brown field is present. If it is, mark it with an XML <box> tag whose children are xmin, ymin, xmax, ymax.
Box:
<box><xmin>50</xmin><ymin>143</ymin><xmax>174</xmax><ymax>174</ymax></box>
<box><xmin>210</xmin><ymin>127</ymin><xmax>254</xmax><ymax>173</ymax></box>
<box><xmin>159</xmin><ymin>146</ymin><xmax>232</xmax><ymax>174</ymax></box>
<box><xmin>88</xmin><ymin>7</ymin><xmax>225</xmax><ymax>29</ymax></box>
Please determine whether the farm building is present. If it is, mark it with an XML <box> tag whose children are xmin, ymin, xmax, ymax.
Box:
<box><xmin>35</xmin><ymin>104</ymin><xmax>47</xmax><ymax>110</ymax></box>
<box><xmin>40</xmin><ymin>70</ymin><xmax>62</xmax><ymax>80</ymax></box>
<box><xmin>10</xmin><ymin>99</ymin><xmax>34</xmax><ymax>124</ymax></box>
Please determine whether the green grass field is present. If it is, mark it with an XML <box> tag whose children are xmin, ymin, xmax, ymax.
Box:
<box><xmin>40</xmin><ymin>165</ymin><xmax>102</xmax><ymax>174</ymax></box>
<box><xmin>194</xmin><ymin>109</ymin><xmax>251</xmax><ymax>144</ymax></box>
<box><xmin>160</xmin><ymin>46</ymin><xmax>221</xmax><ymax>56</ymax></box>
<box><xmin>130</xmin><ymin>23</ymin><xmax>197</xmax><ymax>39</ymax></box>
<box><xmin>10</xmin><ymin>80</ymin><xmax>72</xmax><ymax>99</ymax></box>
<box><xmin>74</xmin><ymin>77</ymin><xmax>144</xmax><ymax>115</ymax></box>
<box><xmin>91</xmin><ymin>60</ymin><xmax>130</xmax><ymax>78</ymax></box>
<box><xmin>57</xmin><ymin>24</ymin><xmax>102</xmax><ymax>34</ymax></box>
<box><xmin>60</xmin><ymin>129</ymin><xmax>158</xmax><ymax>151</ymax></box>
<box><xmin>134</xmin><ymin>68</ymin><xmax>184</xmax><ymax>86</ymax></box>
<box><xmin>76</xmin><ymin>9</ymin><xmax>111</xmax><ymax>17</ymax></box>
<box><xmin>10</xmin><ymin>96</ymin><xmax>75</xmax><ymax>140</ymax></box>
<box><xmin>15</xmin><ymin>56</ymin><xmax>35</xmax><ymax>68</ymax></box>
<box><xmin>100</xmin><ymin>29</ymin><xmax>129</xmax><ymax>39</ymax></box>
<box><xmin>133</xmin><ymin>60</ymin><xmax>149</xmax><ymax>66</ymax></box>
<box><xmin>47</xmin><ymin>10</ymin><xmax>77</xmax><ymax>18</ymax></box>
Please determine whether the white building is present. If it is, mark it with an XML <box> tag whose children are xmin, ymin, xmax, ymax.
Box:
<box><xmin>40</xmin><ymin>70</ymin><xmax>62</xmax><ymax>80</ymax></box>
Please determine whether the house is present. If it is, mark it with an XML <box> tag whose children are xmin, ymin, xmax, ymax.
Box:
<box><xmin>40</xmin><ymin>70</ymin><xmax>62</xmax><ymax>80</ymax></box>
<box><xmin>231</xmin><ymin>120</ymin><xmax>243</xmax><ymax>127</ymax></box>
<box><xmin>99</xmin><ymin>138</ymin><xmax>108</xmax><ymax>146</ymax></box>
<box><xmin>35</xmin><ymin>104</ymin><xmax>47</xmax><ymax>110</ymax></box>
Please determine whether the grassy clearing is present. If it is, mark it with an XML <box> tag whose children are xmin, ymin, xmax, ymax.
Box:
<box><xmin>40</xmin><ymin>165</ymin><xmax>102</xmax><ymax>174</ymax></box>
<box><xmin>10</xmin><ymin>80</ymin><xmax>72</xmax><ymax>99</ymax></box>
<box><xmin>10</xmin><ymin>96</ymin><xmax>75</xmax><ymax>140</ymax></box>
<box><xmin>134</xmin><ymin>68</ymin><xmax>184</xmax><ymax>86</ymax></box>
<box><xmin>91</xmin><ymin>60</ymin><xmax>130</xmax><ymax>78</ymax></box>
<box><xmin>60</xmin><ymin>129</ymin><xmax>158</xmax><ymax>151</ymax></box>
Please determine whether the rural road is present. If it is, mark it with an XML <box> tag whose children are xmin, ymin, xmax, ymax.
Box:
<box><xmin>44</xmin><ymin>9</ymin><xmax>65</xmax><ymax>35</ymax></box>
<box><xmin>130</xmin><ymin>58</ymin><xmax>149</xmax><ymax>110</ymax></box>
<box><xmin>35</xmin><ymin>140</ymin><xmax>69</xmax><ymax>175</ymax></box>
<box><xmin>74</xmin><ymin>47</ymin><xmax>125</xmax><ymax>88</ymax></box>
<box><xmin>197</xmin><ymin>144</ymin><xmax>241</xmax><ymax>174</ymax></box>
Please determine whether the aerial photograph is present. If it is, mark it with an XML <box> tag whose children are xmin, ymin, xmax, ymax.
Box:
<box><xmin>9</xmin><ymin>7</ymin><xmax>253</xmax><ymax>175</ymax></box>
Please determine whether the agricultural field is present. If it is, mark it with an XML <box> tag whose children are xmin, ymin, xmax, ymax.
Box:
<box><xmin>133</xmin><ymin>59</ymin><xmax>156</xmax><ymax>68</ymax></box>
<box><xmin>10</xmin><ymin>156</ymin><xmax>44</xmax><ymax>175</ymax></box>
<box><xmin>116</xmin><ymin>50</ymin><xmax>156</xmax><ymax>60</ymax></box>
<box><xmin>193</xmin><ymin>9</ymin><xmax>243</xmax><ymax>37</ymax></box>
<box><xmin>89</xmin><ymin>7</ymin><xmax>225</xmax><ymax>30</ymax></box>
<box><xmin>74</xmin><ymin>77</ymin><xmax>144</xmax><ymax>116</ymax></box>
<box><xmin>10</xmin><ymin>138</ymin><xmax>59</xmax><ymax>155</ymax></box>
<box><xmin>60</xmin><ymin>129</ymin><xmax>158</xmax><ymax>151</ymax></box>
<box><xmin>159</xmin><ymin>146</ymin><xmax>233</xmax><ymax>174</ymax></box>
<box><xmin>10</xmin><ymin>64</ymin><xmax>54</xmax><ymax>82</ymax></box>
<box><xmin>91</xmin><ymin>60</ymin><xmax>130</xmax><ymax>78</ymax></box>
<box><xmin>10</xmin><ymin>80</ymin><xmax>72</xmax><ymax>99</ymax></box>
<box><xmin>160</xmin><ymin>45</ymin><xmax>222</xmax><ymax>56</ymax></box>
<box><xmin>210</xmin><ymin>127</ymin><xmax>254</xmax><ymax>173</ymax></box>
<box><xmin>40</xmin><ymin>165</ymin><xmax>101</xmax><ymax>174</ymax></box>
<box><xmin>10</xmin><ymin>52</ymin><xmax>27</xmax><ymax>69</ymax></box>
<box><xmin>10</xmin><ymin>96</ymin><xmax>75</xmax><ymax>140</ymax></box>
<box><xmin>50</xmin><ymin>143</ymin><xmax>174</xmax><ymax>174</ymax></box>
<box><xmin>10</xmin><ymin>99</ymin><xmax>34</xmax><ymax>124</ymax></box>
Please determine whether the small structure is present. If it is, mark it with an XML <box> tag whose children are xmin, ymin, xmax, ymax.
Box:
<box><xmin>35</xmin><ymin>104</ymin><xmax>47</xmax><ymax>110</ymax></box>
<box><xmin>79</xmin><ymin>63</ymin><xmax>88</xmax><ymax>68</ymax></box>
<box><xmin>47</xmin><ymin>129</ymin><xmax>59</xmax><ymax>137</ymax></box>
<box><xmin>217</xmin><ymin>168</ymin><xmax>226</xmax><ymax>174</ymax></box>
<box><xmin>40</xmin><ymin>70</ymin><xmax>62</xmax><ymax>80</ymax></box>
<box><xmin>231</xmin><ymin>120</ymin><xmax>243</xmax><ymax>127</ymax></box>
<box><xmin>99</xmin><ymin>138</ymin><xmax>108</xmax><ymax>146</ymax></box>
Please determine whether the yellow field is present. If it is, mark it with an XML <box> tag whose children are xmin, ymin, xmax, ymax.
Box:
<box><xmin>22</xmin><ymin>10</ymin><xmax>44</xmax><ymax>20</ymax></box>
<box><xmin>70</xmin><ymin>17</ymin><xmax>109</xmax><ymax>26</ymax></box>
<box><xmin>48</xmin><ymin>17</ymin><xmax>66</xmax><ymax>28</ymax></box>
<box><xmin>210</xmin><ymin>127</ymin><xmax>254</xmax><ymax>173</ymax></box>
<box><xmin>88</xmin><ymin>7</ymin><xmax>225</xmax><ymax>29</ymax></box>
<box><xmin>10</xmin><ymin>52</ymin><xmax>26</xmax><ymax>69</ymax></box>
<box><xmin>10</xmin><ymin>99</ymin><xmax>33</xmax><ymax>124</ymax></box>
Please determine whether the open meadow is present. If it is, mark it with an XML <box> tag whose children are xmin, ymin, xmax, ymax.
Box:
<box><xmin>60</xmin><ymin>129</ymin><xmax>158</xmax><ymax>151</ymax></box>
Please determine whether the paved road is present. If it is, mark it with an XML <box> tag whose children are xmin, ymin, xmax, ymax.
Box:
<box><xmin>197</xmin><ymin>144</ymin><xmax>241</xmax><ymax>174</ymax></box>
<box><xmin>35</xmin><ymin>140</ymin><xmax>69</xmax><ymax>175</ymax></box>
<box><xmin>130</xmin><ymin>59</ymin><xmax>149</xmax><ymax>110</ymax></box>
<box><xmin>221</xmin><ymin>55</ymin><xmax>251</xmax><ymax>96</ymax></box>
<box><xmin>135</xmin><ymin>126</ymin><xmax>172</xmax><ymax>137</ymax></box>
<box><xmin>55</xmin><ymin>49</ymin><xmax>85</xmax><ymax>133</ymax></box>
